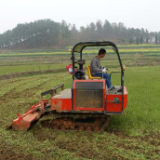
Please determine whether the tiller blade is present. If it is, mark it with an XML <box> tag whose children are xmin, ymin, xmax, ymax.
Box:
<box><xmin>9</xmin><ymin>84</ymin><xmax>64</xmax><ymax>131</ymax></box>
<box><xmin>11</xmin><ymin>100</ymin><xmax>47</xmax><ymax>131</ymax></box>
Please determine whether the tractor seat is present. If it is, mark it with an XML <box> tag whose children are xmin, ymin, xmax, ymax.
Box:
<box><xmin>86</xmin><ymin>65</ymin><xmax>101</xmax><ymax>79</ymax></box>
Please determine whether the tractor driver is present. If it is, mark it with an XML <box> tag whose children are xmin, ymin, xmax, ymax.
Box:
<box><xmin>90</xmin><ymin>48</ymin><xmax>116</xmax><ymax>91</ymax></box>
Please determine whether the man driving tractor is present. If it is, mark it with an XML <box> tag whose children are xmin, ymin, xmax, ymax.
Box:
<box><xmin>90</xmin><ymin>48</ymin><xmax>116</xmax><ymax>91</ymax></box>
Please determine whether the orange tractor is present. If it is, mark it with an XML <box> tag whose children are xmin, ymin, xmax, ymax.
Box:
<box><xmin>10</xmin><ymin>41</ymin><xmax>128</xmax><ymax>131</ymax></box>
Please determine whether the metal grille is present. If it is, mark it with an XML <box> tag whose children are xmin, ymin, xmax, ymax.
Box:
<box><xmin>75</xmin><ymin>82</ymin><xmax>103</xmax><ymax>108</ymax></box>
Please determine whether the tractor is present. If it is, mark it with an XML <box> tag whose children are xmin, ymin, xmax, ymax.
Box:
<box><xmin>10</xmin><ymin>41</ymin><xmax>128</xmax><ymax>132</ymax></box>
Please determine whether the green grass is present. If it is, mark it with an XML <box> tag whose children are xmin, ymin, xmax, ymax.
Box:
<box><xmin>0</xmin><ymin>65</ymin><xmax>160</xmax><ymax>159</ymax></box>
<box><xmin>0</xmin><ymin>63</ymin><xmax>65</xmax><ymax>75</ymax></box>
<box><xmin>0</xmin><ymin>45</ymin><xmax>160</xmax><ymax>159</ymax></box>
<box><xmin>110</xmin><ymin>66</ymin><xmax>160</xmax><ymax>134</ymax></box>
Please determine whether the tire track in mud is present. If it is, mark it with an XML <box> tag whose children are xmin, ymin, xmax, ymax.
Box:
<box><xmin>0</xmin><ymin>74</ymin><xmax>50</xmax><ymax>91</ymax></box>
<box><xmin>0</xmin><ymin>77</ymin><xmax>51</xmax><ymax>102</ymax></box>
<box><xmin>0</xmin><ymin>77</ymin><xmax>46</xmax><ymax>100</ymax></box>
<box><xmin>0</xmin><ymin>74</ymin><xmax>68</xmax><ymax>103</ymax></box>
<box><xmin>16</xmin><ymin>77</ymin><xmax>55</xmax><ymax>98</ymax></box>
<box><xmin>0</xmin><ymin>76</ymin><xmax>56</xmax><ymax>126</ymax></box>
<box><xmin>14</xmin><ymin>73</ymin><xmax>70</xmax><ymax>100</ymax></box>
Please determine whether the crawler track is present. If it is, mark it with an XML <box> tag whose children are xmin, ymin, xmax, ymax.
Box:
<box><xmin>40</xmin><ymin>115</ymin><xmax>110</xmax><ymax>132</ymax></box>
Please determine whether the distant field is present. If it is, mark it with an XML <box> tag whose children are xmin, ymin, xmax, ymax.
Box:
<box><xmin>0</xmin><ymin>53</ymin><xmax>160</xmax><ymax>75</ymax></box>
<box><xmin>0</xmin><ymin>44</ymin><xmax>160</xmax><ymax>160</ymax></box>
<box><xmin>1</xmin><ymin>44</ymin><xmax>160</xmax><ymax>54</ymax></box>
<box><xmin>0</xmin><ymin>44</ymin><xmax>160</xmax><ymax>75</ymax></box>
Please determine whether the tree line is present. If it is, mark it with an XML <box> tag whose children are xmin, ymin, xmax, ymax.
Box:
<box><xmin>0</xmin><ymin>19</ymin><xmax>160</xmax><ymax>50</ymax></box>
